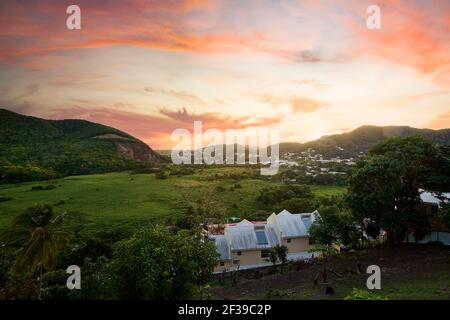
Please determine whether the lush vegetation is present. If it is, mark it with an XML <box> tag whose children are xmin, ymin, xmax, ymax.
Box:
<box><xmin>0</xmin><ymin>108</ymin><xmax>162</xmax><ymax>182</ymax></box>
<box><xmin>1</xmin><ymin>126</ymin><xmax>449</xmax><ymax>300</ymax></box>
<box><xmin>0</xmin><ymin>167</ymin><xmax>347</xmax><ymax>236</ymax></box>
<box><xmin>0</xmin><ymin>205</ymin><xmax>218</xmax><ymax>300</ymax></box>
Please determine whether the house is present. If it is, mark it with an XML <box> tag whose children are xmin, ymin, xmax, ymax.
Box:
<box><xmin>419</xmin><ymin>191</ymin><xmax>449</xmax><ymax>216</ymax></box>
<box><xmin>210</xmin><ymin>209</ymin><xmax>319</xmax><ymax>273</ymax></box>
<box><xmin>407</xmin><ymin>190</ymin><xmax>450</xmax><ymax>245</ymax></box>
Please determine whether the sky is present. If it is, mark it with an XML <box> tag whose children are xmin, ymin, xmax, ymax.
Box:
<box><xmin>0</xmin><ymin>0</ymin><xmax>449</xmax><ymax>149</ymax></box>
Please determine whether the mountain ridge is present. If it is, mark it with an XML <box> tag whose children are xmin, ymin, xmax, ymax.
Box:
<box><xmin>0</xmin><ymin>108</ymin><xmax>162</xmax><ymax>179</ymax></box>
<box><xmin>279</xmin><ymin>125</ymin><xmax>450</xmax><ymax>157</ymax></box>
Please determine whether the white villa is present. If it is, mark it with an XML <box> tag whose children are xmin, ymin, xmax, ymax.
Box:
<box><xmin>210</xmin><ymin>209</ymin><xmax>319</xmax><ymax>273</ymax></box>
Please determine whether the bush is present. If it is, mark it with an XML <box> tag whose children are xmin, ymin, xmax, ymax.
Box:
<box><xmin>31</xmin><ymin>184</ymin><xmax>56</xmax><ymax>191</ymax></box>
<box><xmin>154</xmin><ymin>170</ymin><xmax>169</xmax><ymax>179</ymax></box>
<box><xmin>109</xmin><ymin>226</ymin><xmax>219</xmax><ymax>299</ymax></box>
<box><xmin>344</xmin><ymin>288</ymin><xmax>388</xmax><ymax>300</ymax></box>
<box><xmin>0</xmin><ymin>164</ymin><xmax>58</xmax><ymax>183</ymax></box>
<box><xmin>215</xmin><ymin>185</ymin><xmax>226</xmax><ymax>192</ymax></box>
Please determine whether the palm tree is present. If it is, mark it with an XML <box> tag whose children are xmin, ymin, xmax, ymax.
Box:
<box><xmin>0</xmin><ymin>204</ymin><xmax>70</xmax><ymax>299</ymax></box>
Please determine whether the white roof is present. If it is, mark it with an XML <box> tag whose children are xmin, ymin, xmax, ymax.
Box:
<box><xmin>275</xmin><ymin>209</ymin><xmax>317</xmax><ymax>239</ymax></box>
<box><xmin>226</xmin><ymin>220</ymin><xmax>280</xmax><ymax>251</ymax></box>
<box><xmin>420</xmin><ymin>191</ymin><xmax>450</xmax><ymax>207</ymax></box>
<box><xmin>212</xmin><ymin>235</ymin><xmax>231</xmax><ymax>261</ymax></box>
<box><xmin>211</xmin><ymin>209</ymin><xmax>319</xmax><ymax>258</ymax></box>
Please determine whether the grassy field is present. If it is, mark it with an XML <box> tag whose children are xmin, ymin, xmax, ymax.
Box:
<box><xmin>0</xmin><ymin>167</ymin><xmax>346</xmax><ymax>236</ymax></box>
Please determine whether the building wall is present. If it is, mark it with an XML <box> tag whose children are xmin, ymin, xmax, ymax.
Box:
<box><xmin>214</xmin><ymin>260</ymin><xmax>233</xmax><ymax>273</ymax></box>
<box><xmin>282</xmin><ymin>237</ymin><xmax>310</xmax><ymax>253</ymax></box>
<box><xmin>230</xmin><ymin>249</ymin><xmax>266</xmax><ymax>266</ymax></box>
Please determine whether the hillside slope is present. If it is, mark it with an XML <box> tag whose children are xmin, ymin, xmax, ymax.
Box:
<box><xmin>280</xmin><ymin>125</ymin><xmax>450</xmax><ymax>157</ymax></box>
<box><xmin>0</xmin><ymin>108</ymin><xmax>162</xmax><ymax>178</ymax></box>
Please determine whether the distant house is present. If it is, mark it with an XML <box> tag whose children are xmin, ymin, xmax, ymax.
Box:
<box><xmin>419</xmin><ymin>191</ymin><xmax>449</xmax><ymax>215</ymax></box>
<box><xmin>407</xmin><ymin>191</ymin><xmax>450</xmax><ymax>245</ymax></box>
<box><xmin>210</xmin><ymin>209</ymin><xmax>319</xmax><ymax>273</ymax></box>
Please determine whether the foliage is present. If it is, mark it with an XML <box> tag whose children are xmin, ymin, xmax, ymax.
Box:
<box><xmin>109</xmin><ymin>225</ymin><xmax>218</xmax><ymax>299</ymax></box>
<box><xmin>0</xmin><ymin>108</ymin><xmax>161</xmax><ymax>182</ymax></box>
<box><xmin>309</xmin><ymin>205</ymin><xmax>359</xmax><ymax>249</ymax></box>
<box><xmin>56</xmin><ymin>237</ymin><xmax>112</xmax><ymax>269</ymax></box>
<box><xmin>0</xmin><ymin>170</ymin><xmax>346</xmax><ymax>234</ymax></box>
<box><xmin>0</xmin><ymin>275</ymin><xmax>39</xmax><ymax>299</ymax></box>
<box><xmin>347</xmin><ymin>136</ymin><xmax>450</xmax><ymax>244</ymax></box>
<box><xmin>177</xmin><ymin>197</ymin><xmax>227</xmax><ymax>234</ymax></box>
<box><xmin>344</xmin><ymin>288</ymin><xmax>388</xmax><ymax>300</ymax></box>
<box><xmin>155</xmin><ymin>170</ymin><xmax>169</xmax><ymax>179</ymax></box>
<box><xmin>256</xmin><ymin>185</ymin><xmax>314</xmax><ymax>211</ymax></box>
<box><xmin>0</xmin><ymin>204</ymin><xmax>71</xmax><ymax>298</ymax></box>
<box><xmin>266</xmin><ymin>245</ymin><xmax>288</xmax><ymax>273</ymax></box>
<box><xmin>0</xmin><ymin>165</ymin><xmax>58</xmax><ymax>183</ymax></box>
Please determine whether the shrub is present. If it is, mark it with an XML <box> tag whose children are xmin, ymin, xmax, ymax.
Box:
<box><xmin>31</xmin><ymin>184</ymin><xmax>56</xmax><ymax>191</ymax></box>
<box><xmin>155</xmin><ymin>170</ymin><xmax>169</xmax><ymax>179</ymax></box>
<box><xmin>344</xmin><ymin>288</ymin><xmax>388</xmax><ymax>300</ymax></box>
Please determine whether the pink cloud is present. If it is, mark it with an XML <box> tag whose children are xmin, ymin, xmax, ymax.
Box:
<box><xmin>47</xmin><ymin>106</ymin><xmax>283</xmax><ymax>149</ymax></box>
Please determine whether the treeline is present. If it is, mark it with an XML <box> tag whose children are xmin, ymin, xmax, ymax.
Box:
<box><xmin>0</xmin><ymin>160</ymin><xmax>156</xmax><ymax>183</ymax></box>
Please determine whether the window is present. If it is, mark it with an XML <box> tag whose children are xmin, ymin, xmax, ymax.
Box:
<box><xmin>237</xmin><ymin>251</ymin><xmax>242</xmax><ymax>256</ymax></box>
<box><xmin>309</xmin><ymin>237</ymin><xmax>315</xmax><ymax>245</ymax></box>
<box><xmin>261</xmin><ymin>250</ymin><xmax>269</xmax><ymax>258</ymax></box>
<box><xmin>220</xmin><ymin>261</ymin><xmax>225</xmax><ymax>266</ymax></box>
<box><xmin>255</xmin><ymin>230</ymin><xmax>268</xmax><ymax>245</ymax></box>
<box><xmin>287</xmin><ymin>238</ymin><xmax>291</xmax><ymax>243</ymax></box>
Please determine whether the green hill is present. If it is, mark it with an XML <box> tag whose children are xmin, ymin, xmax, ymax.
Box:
<box><xmin>280</xmin><ymin>125</ymin><xmax>450</xmax><ymax>158</ymax></box>
<box><xmin>0</xmin><ymin>108</ymin><xmax>162</xmax><ymax>181</ymax></box>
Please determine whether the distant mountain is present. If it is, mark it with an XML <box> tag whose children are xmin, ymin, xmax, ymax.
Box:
<box><xmin>0</xmin><ymin>108</ymin><xmax>162</xmax><ymax>178</ymax></box>
<box><xmin>280</xmin><ymin>125</ymin><xmax>450</xmax><ymax>158</ymax></box>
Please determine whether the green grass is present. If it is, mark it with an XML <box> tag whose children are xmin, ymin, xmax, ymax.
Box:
<box><xmin>0</xmin><ymin>167</ymin><xmax>347</xmax><ymax>235</ymax></box>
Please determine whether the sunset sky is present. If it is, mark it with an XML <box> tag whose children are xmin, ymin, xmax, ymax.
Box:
<box><xmin>0</xmin><ymin>0</ymin><xmax>449</xmax><ymax>149</ymax></box>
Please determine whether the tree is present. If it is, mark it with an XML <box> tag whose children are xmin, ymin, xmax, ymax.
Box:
<box><xmin>274</xmin><ymin>245</ymin><xmax>288</xmax><ymax>273</ymax></box>
<box><xmin>110</xmin><ymin>225</ymin><xmax>218</xmax><ymax>299</ymax></box>
<box><xmin>266</xmin><ymin>245</ymin><xmax>288</xmax><ymax>273</ymax></box>
<box><xmin>0</xmin><ymin>204</ymin><xmax>70</xmax><ymax>299</ymax></box>
<box><xmin>178</xmin><ymin>197</ymin><xmax>227</xmax><ymax>235</ymax></box>
<box><xmin>347</xmin><ymin>136</ymin><xmax>450</xmax><ymax>245</ymax></box>
<box><xmin>309</xmin><ymin>206</ymin><xmax>355</xmax><ymax>281</ymax></box>
<box><xmin>347</xmin><ymin>156</ymin><xmax>404</xmax><ymax>245</ymax></box>
<box><xmin>267</xmin><ymin>249</ymin><xmax>278</xmax><ymax>269</ymax></box>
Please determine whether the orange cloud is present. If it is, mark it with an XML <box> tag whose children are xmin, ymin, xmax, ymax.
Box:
<box><xmin>348</xmin><ymin>0</ymin><xmax>450</xmax><ymax>85</ymax></box>
<box><xmin>289</xmin><ymin>98</ymin><xmax>327</xmax><ymax>114</ymax></box>
<box><xmin>426</xmin><ymin>110</ymin><xmax>450</xmax><ymax>129</ymax></box>
<box><xmin>262</xmin><ymin>95</ymin><xmax>327</xmax><ymax>114</ymax></box>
